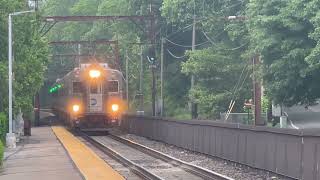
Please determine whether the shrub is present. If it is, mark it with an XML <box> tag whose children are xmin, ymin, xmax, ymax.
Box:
<box><xmin>0</xmin><ymin>141</ymin><xmax>3</xmax><ymax>165</ymax></box>
<box><xmin>0</xmin><ymin>112</ymin><xmax>7</xmax><ymax>144</ymax></box>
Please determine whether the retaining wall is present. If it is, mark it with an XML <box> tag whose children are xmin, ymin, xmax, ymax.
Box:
<box><xmin>121</xmin><ymin>115</ymin><xmax>320</xmax><ymax>180</ymax></box>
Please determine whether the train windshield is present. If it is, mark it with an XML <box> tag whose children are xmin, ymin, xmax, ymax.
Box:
<box><xmin>73</xmin><ymin>82</ymin><xmax>82</xmax><ymax>93</ymax></box>
<box><xmin>90</xmin><ymin>84</ymin><xmax>102</xmax><ymax>94</ymax></box>
<box><xmin>108</xmin><ymin>81</ymin><xmax>119</xmax><ymax>92</ymax></box>
<box><xmin>106</xmin><ymin>80</ymin><xmax>119</xmax><ymax>93</ymax></box>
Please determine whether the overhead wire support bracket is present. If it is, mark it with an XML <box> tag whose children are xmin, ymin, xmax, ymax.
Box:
<box><xmin>43</xmin><ymin>15</ymin><xmax>153</xmax><ymax>22</ymax></box>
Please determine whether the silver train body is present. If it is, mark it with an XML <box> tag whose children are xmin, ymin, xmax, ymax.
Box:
<box><xmin>50</xmin><ymin>63</ymin><xmax>125</xmax><ymax>128</ymax></box>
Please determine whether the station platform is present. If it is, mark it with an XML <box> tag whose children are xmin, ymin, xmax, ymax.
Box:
<box><xmin>0</xmin><ymin>126</ymin><xmax>124</xmax><ymax>180</ymax></box>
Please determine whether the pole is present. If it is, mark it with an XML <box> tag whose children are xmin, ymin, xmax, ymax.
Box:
<box><xmin>7</xmin><ymin>10</ymin><xmax>35</xmax><ymax>148</ymax></box>
<box><xmin>8</xmin><ymin>14</ymin><xmax>13</xmax><ymax>134</ymax></box>
<box><xmin>160</xmin><ymin>38</ymin><xmax>164</xmax><ymax>116</ymax></box>
<box><xmin>149</xmin><ymin>3</ymin><xmax>156</xmax><ymax>117</ymax></box>
<box><xmin>151</xmin><ymin>63</ymin><xmax>156</xmax><ymax>116</ymax></box>
<box><xmin>35</xmin><ymin>92</ymin><xmax>40</xmax><ymax>126</ymax></box>
<box><xmin>191</xmin><ymin>15</ymin><xmax>198</xmax><ymax>119</ymax></box>
<box><xmin>6</xmin><ymin>14</ymin><xmax>17</xmax><ymax>148</ymax></box>
<box><xmin>77</xmin><ymin>44</ymin><xmax>81</xmax><ymax>67</ymax></box>
<box><xmin>253</xmin><ymin>55</ymin><xmax>263</xmax><ymax>125</ymax></box>
<box><xmin>126</xmin><ymin>50</ymin><xmax>129</xmax><ymax>109</ymax></box>
<box><xmin>139</xmin><ymin>46</ymin><xmax>144</xmax><ymax>112</ymax></box>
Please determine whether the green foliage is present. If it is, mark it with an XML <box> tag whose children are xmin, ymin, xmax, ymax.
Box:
<box><xmin>0</xmin><ymin>113</ymin><xmax>7</xmax><ymax>143</ymax></box>
<box><xmin>42</xmin><ymin>0</ymin><xmax>320</xmax><ymax>119</ymax></box>
<box><xmin>43</xmin><ymin>0</ymin><xmax>161</xmax><ymax>115</ymax></box>
<box><xmin>0</xmin><ymin>1</ymin><xmax>49</xmax><ymax>116</ymax></box>
<box><xmin>0</xmin><ymin>141</ymin><xmax>3</xmax><ymax>165</ymax></box>
<box><xmin>261</xmin><ymin>96</ymin><xmax>270</xmax><ymax>113</ymax></box>
<box><xmin>163</xmin><ymin>0</ymin><xmax>251</xmax><ymax>118</ymax></box>
<box><xmin>247</xmin><ymin>0</ymin><xmax>320</xmax><ymax>106</ymax></box>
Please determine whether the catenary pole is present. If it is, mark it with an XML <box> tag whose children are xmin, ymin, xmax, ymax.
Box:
<box><xmin>126</xmin><ymin>50</ymin><xmax>129</xmax><ymax>109</ymax></box>
<box><xmin>160</xmin><ymin>38</ymin><xmax>164</xmax><ymax>116</ymax></box>
<box><xmin>191</xmin><ymin>15</ymin><xmax>198</xmax><ymax>119</ymax></box>
<box><xmin>139</xmin><ymin>46</ymin><xmax>144</xmax><ymax>113</ymax></box>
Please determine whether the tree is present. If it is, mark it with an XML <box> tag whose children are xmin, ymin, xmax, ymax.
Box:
<box><xmin>247</xmin><ymin>0</ymin><xmax>320</xmax><ymax>106</ymax></box>
<box><xmin>0</xmin><ymin>1</ymin><xmax>49</xmax><ymax>116</ymax></box>
<box><xmin>162</xmin><ymin>0</ymin><xmax>251</xmax><ymax>118</ymax></box>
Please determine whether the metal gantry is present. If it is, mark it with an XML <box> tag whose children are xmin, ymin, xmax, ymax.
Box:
<box><xmin>43</xmin><ymin>13</ymin><xmax>157</xmax><ymax>116</ymax></box>
<box><xmin>49</xmin><ymin>40</ymin><xmax>121</xmax><ymax>69</ymax></box>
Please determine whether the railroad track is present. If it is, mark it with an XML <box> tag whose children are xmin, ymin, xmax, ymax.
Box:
<box><xmin>79</xmin><ymin>130</ymin><xmax>234</xmax><ymax>180</ymax></box>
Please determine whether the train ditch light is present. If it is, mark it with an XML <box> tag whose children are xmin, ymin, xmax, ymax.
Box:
<box><xmin>72</xmin><ymin>104</ymin><xmax>80</xmax><ymax>113</ymax></box>
<box><xmin>111</xmin><ymin>104</ymin><xmax>119</xmax><ymax>112</ymax></box>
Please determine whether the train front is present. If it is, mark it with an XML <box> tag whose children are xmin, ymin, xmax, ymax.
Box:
<box><xmin>71</xmin><ymin>63</ymin><xmax>125</xmax><ymax>129</ymax></box>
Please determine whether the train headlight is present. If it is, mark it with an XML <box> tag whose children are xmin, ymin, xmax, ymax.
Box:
<box><xmin>89</xmin><ymin>70</ymin><xmax>101</xmax><ymax>78</ymax></box>
<box><xmin>111</xmin><ymin>104</ymin><xmax>119</xmax><ymax>112</ymax></box>
<box><xmin>73</xmin><ymin>105</ymin><xmax>80</xmax><ymax>112</ymax></box>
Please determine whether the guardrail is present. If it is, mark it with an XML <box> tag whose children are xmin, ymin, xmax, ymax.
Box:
<box><xmin>120</xmin><ymin>115</ymin><xmax>320</xmax><ymax>180</ymax></box>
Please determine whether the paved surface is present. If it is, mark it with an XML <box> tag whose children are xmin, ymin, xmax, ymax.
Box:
<box><xmin>284</xmin><ymin>104</ymin><xmax>320</xmax><ymax>129</ymax></box>
<box><xmin>52</xmin><ymin>126</ymin><xmax>124</xmax><ymax>180</ymax></box>
<box><xmin>0</xmin><ymin>127</ymin><xmax>83</xmax><ymax>180</ymax></box>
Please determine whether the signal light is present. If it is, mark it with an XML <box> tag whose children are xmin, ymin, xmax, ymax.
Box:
<box><xmin>72</xmin><ymin>105</ymin><xmax>80</xmax><ymax>112</ymax></box>
<box><xmin>49</xmin><ymin>84</ymin><xmax>63</xmax><ymax>93</ymax></box>
<box><xmin>89</xmin><ymin>70</ymin><xmax>101</xmax><ymax>78</ymax></box>
<box><xmin>111</xmin><ymin>104</ymin><xmax>119</xmax><ymax>112</ymax></box>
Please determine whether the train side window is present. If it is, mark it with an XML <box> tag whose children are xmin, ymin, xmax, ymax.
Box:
<box><xmin>73</xmin><ymin>82</ymin><xmax>82</xmax><ymax>93</ymax></box>
<box><xmin>107</xmin><ymin>80</ymin><xmax>119</xmax><ymax>93</ymax></box>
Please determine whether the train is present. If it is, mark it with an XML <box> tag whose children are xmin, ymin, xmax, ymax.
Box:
<box><xmin>50</xmin><ymin>62</ymin><xmax>126</xmax><ymax>129</ymax></box>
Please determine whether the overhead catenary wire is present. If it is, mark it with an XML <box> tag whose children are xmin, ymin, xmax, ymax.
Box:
<box><xmin>167</xmin><ymin>49</ymin><xmax>187</xmax><ymax>59</ymax></box>
<box><xmin>225</xmin><ymin>64</ymin><xmax>248</xmax><ymax>120</ymax></box>
<box><xmin>225</xmin><ymin>64</ymin><xmax>251</xmax><ymax>120</ymax></box>
<box><xmin>165</xmin><ymin>38</ymin><xmax>209</xmax><ymax>48</ymax></box>
<box><xmin>230</xmin><ymin>63</ymin><xmax>249</xmax><ymax>100</ymax></box>
<box><xmin>202</xmin><ymin>30</ymin><xmax>249</xmax><ymax>51</ymax></box>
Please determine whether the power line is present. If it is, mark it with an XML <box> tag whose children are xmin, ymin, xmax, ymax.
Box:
<box><xmin>167</xmin><ymin>49</ymin><xmax>187</xmax><ymax>59</ymax></box>
<box><xmin>202</xmin><ymin>30</ymin><xmax>249</xmax><ymax>51</ymax></box>
<box><xmin>165</xmin><ymin>38</ymin><xmax>209</xmax><ymax>48</ymax></box>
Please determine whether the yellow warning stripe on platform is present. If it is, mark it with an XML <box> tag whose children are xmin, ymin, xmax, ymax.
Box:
<box><xmin>52</xmin><ymin>126</ymin><xmax>124</xmax><ymax>180</ymax></box>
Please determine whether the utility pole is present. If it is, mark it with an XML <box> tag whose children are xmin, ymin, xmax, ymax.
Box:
<box><xmin>160</xmin><ymin>38</ymin><xmax>164</xmax><ymax>116</ymax></box>
<box><xmin>253</xmin><ymin>55</ymin><xmax>263</xmax><ymax>125</ymax></box>
<box><xmin>191</xmin><ymin>15</ymin><xmax>198</xmax><ymax>119</ymax></box>
<box><xmin>149</xmin><ymin>2</ymin><xmax>156</xmax><ymax>116</ymax></box>
<box><xmin>125</xmin><ymin>50</ymin><xmax>129</xmax><ymax>109</ymax></box>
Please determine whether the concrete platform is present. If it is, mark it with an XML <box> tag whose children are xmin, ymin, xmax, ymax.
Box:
<box><xmin>52</xmin><ymin>126</ymin><xmax>124</xmax><ymax>180</ymax></box>
<box><xmin>0</xmin><ymin>127</ymin><xmax>83</xmax><ymax>180</ymax></box>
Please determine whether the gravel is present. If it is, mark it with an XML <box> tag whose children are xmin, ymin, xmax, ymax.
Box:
<box><xmin>114</xmin><ymin>131</ymin><xmax>293</xmax><ymax>180</ymax></box>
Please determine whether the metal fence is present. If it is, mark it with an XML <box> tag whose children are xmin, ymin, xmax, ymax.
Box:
<box><xmin>120</xmin><ymin>115</ymin><xmax>320</xmax><ymax>180</ymax></box>
<box><xmin>220</xmin><ymin>112</ymin><xmax>267</xmax><ymax>125</ymax></box>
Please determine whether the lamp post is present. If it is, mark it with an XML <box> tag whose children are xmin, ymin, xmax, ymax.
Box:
<box><xmin>7</xmin><ymin>10</ymin><xmax>34</xmax><ymax>148</ymax></box>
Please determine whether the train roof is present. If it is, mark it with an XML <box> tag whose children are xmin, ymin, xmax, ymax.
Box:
<box><xmin>54</xmin><ymin>63</ymin><xmax>123</xmax><ymax>84</ymax></box>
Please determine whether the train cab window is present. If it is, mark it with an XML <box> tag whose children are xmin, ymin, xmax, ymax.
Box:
<box><xmin>73</xmin><ymin>82</ymin><xmax>82</xmax><ymax>93</ymax></box>
<box><xmin>107</xmin><ymin>80</ymin><xmax>119</xmax><ymax>93</ymax></box>
<box><xmin>90</xmin><ymin>84</ymin><xmax>101</xmax><ymax>94</ymax></box>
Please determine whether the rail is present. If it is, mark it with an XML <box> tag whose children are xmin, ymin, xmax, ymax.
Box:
<box><xmin>109</xmin><ymin>134</ymin><xmax>234</xmax><ymax>180</ymax></box>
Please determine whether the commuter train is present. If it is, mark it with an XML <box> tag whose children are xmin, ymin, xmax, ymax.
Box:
<box><xmin>50</xmin><ymin>63</ymin><xmax>126</xmax><ymax>129</ymax></box>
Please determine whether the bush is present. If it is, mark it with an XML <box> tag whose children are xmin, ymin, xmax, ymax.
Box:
<box><xmin>0</xmin><ymin>112</ymin><xmax>7</xmax><ymax>144</ymax></box>
<box><xmin>0</xmin><ymin>141</ymin><xmax>3</xmax><ymax>165</ymax></box>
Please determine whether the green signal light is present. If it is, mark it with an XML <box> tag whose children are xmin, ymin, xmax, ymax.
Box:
<box><xmin>49</xmin><ymin>84</ymin><xmax>63</xmax><ymax>94</ymax></box>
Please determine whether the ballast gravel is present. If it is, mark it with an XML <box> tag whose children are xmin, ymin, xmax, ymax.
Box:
<box><xmin>117</xmin><ymin>132</ymin><xmax>293</xmax><ymax>180</ymax></box>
